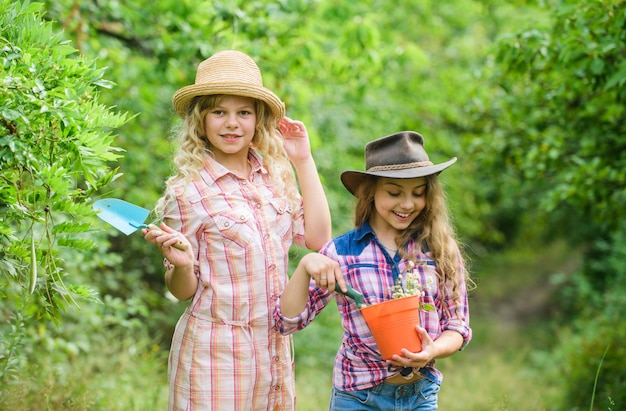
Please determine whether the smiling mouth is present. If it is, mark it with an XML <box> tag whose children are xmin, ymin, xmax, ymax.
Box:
<box><xmin>393</xmin><ymin>211</ymin><xmax>412</xmax><ymax>218</ymax></box>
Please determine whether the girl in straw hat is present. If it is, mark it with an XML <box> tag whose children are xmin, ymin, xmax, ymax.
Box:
<box><xmin>143</xmin><ymin>50</ymin><xmax>332</xmax><ymax>411</ymax></box>
<box><xmin>274</xmin><ymin>131</ymin><xmax>472</xmax><ymax>410</ymax></box>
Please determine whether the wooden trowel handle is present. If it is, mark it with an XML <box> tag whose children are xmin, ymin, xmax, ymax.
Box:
<box><xmin>172</xmin><ymin>240</ymin><xmax>187</xmax><ymax>251</ymax></box>
<box><xmin>146</xmin><ymin>224</ymin><xmax>188</xmax><ymax>251</ymax></box>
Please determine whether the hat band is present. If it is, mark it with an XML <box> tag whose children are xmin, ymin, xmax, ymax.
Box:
<box><xmin>367</xmin><ymin>161</ymin><xmax>434</xmax><ymax>172</ymax></box>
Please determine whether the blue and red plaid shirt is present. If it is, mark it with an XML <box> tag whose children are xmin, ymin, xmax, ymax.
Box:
<box><xmin>274</xmin><ymin>222</ymin><xmax>471</xmax><ymax>391</ymax></box>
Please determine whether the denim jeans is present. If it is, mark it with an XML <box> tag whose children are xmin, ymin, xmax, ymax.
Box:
<box><xmin>328</xmin><ymin>378</ymin><xmax>440</xmax><ymax>411</ymax></box>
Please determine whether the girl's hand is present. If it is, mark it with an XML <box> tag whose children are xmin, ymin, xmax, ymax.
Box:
<box><xmin>278</xmin><ymin>117</ymin><xmax>312</xmax><ymax>162</ymax></box>
<box><xmin>387</xmin><ymin>326</ymin><xmax>435</xmax><ymax>369</ymax></box>
<box><xmin>301</xmin><ymin>253</ymin><xmax>344</xmax><ymax>292</ymax></box>
<box><xmin>142</xmin><ymin>223</ymin><xmax>193</xmax><ymax>268</ymax></box>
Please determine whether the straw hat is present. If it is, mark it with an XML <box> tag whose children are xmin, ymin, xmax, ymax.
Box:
<box><xmin>172</xmin><ymin>50</ymin><xmax>285</xmax><ymax>120</ymax></box>
<box><xmin>341</xmin><ymin>131</ymin><xmax>457</xmax><ymax>196</ymax></box>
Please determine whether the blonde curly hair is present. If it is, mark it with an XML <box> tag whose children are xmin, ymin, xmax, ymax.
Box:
<box><xmin>156</xmin><ymin>95</ymin><xmax>300</xmax><ymax>216</ymax></box>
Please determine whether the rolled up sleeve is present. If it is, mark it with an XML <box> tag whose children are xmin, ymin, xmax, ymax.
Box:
<box><xmin>273</xmin><ymin>282</ymin><xmax>334</xmax><ymax>335</ymax></box>
<box><xmin>441</xmin><ymin>262</ymin><xmax>472</xmax><ymax>350</ymax></box>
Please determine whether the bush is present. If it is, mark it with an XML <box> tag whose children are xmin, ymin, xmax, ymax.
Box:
<box><xmin>0</xmin><ymin>0</ymin><xmax>128</xmax><ymax>386</ymax></box>
<box><xmin>556</xmin><ymin>222</ymin><xmax>626</xmax><ymax>410</ymax></box>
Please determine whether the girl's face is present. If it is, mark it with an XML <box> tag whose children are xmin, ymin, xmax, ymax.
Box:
<box><xmin>370</xmin><ymin>177</ymin><xmax>427</xmax><ymax>235</ymax></box>
<box><xmin>203</xmin><ymin>95</ymin><xmax>257</xmax><ymax>163</ymax></box>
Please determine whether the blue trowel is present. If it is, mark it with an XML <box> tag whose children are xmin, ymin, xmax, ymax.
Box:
<box><xmin>93</xmin><ymin>198</ymin><xmax>187</xmax><ymax>251</ymax></box>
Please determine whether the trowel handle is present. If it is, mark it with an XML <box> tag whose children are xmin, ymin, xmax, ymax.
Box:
<box><xmin>334</xmin><ymin>283</ymin><xmax>363</xmax><ymax>301</ymax></box>
<box><xmin>145</xmin><ymin>224</ymin><xmax>188</xmax><ymax>251</ymax></box>
<box><xmin>171</xmin><ymin>240</ymin><xmax>188</xmax><ymax>251</ymax></box>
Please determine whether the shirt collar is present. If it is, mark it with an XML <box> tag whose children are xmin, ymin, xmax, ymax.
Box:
<box><xmin>247</xmin><ymin>150</ymin><xmax>268</xmax><ymax>175</ymax></box>
<box><xmin>354</xmin><ymin>221</ymin><xmax>376</xmax><ymax>243</ymax></box>
<box><xmin>200</xmin><ymin>150</ymin><xmax>268</xmax><ymax>184</ymax></box>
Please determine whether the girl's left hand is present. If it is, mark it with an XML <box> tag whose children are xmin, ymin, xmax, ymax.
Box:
<box><xmin>278</xmin><ymin>117</ymin><xmax>312</xmax><ymax>162</ymax></box>
<box><xmin>387</xmin><ymin>326</ymin><xmax>435</xmax><ymax>369</ymax></box>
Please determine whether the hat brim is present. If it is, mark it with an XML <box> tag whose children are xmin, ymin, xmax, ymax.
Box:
<box><xmin>340</xmin><ymin>157</ymin><xmax>457</xmax><ymax>196</ymax></box>
<box><xmin>172</xmin><ymin>82</ymin><xmax>286</xmax><ymax>120</ymax></box>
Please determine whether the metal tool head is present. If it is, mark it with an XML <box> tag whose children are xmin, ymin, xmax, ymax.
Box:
<box><xmin>93</xmin><ymin>198</ymin><xmax>151</xmax><ymax>235</ymax></box>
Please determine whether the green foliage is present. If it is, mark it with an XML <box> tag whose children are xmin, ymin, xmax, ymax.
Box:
<box><xmin>0</xmin><ymin>0</ymin><xmax>127</xmax><ymax>294</ymax></box>
<box><xmin>550</xmin><ymin>221</ymin><xmax>626</xmax><ymax>409</ymax></box>
<box><xmin>0</xmin><ymin>0</ymin><xmax>129</xmax><ymax>386</ymax></box>
<box><xmin>0</xmin><ymin>327</ymin><xmax>168</xmax><ymax>411</ymax></box>
<box><xmin>466</xmin><ymin>2</ymin><xmax>626</xmax><ymax>407</ymax></box>
<box><xmin>551</xmin><ymin>317</ymin><xmax>626</xmax><ymax>411</ymax></box>
<box><xmin>469</xmin><ymin>0</ymin><xmax>626</xmax><ymax>234</ymax></box>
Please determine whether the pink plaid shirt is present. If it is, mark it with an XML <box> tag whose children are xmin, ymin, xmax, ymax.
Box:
<box><xmin>274</xmin><ymin>222</ymin><xmax>471</xmax><ymax>391</ymax></box>
<box><xmin>164</xmin><ymin>150</ymin><xmax>305</xmax><ymax>411</ymax></box>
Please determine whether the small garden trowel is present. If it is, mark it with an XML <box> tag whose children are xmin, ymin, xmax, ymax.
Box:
<box><xmin>93</xmin><ymin>198</ymin><xmax>187</xmax><ymax>251</ymax></box>
<box><xmin>335</xmin><ymin>283</ymin><xmax>366</xmax><ymax>308</ymax></box>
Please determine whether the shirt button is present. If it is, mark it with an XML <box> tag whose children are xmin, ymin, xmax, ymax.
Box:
<box><xmin>256</xmin><ymin>203</ymin><xmax>262</xmax><ymax>209</ymax></box>
<box><xmin>273</xmin><ymin>356</ymin><xmax>280</xmax><ymax>362</ymax></box>
<box><xmin>274</xmin><ymin>385</ymin><xmax>281</xmax><ymax>391</ymax></box>
<box><xmin>224</xmin><ymin>222</ymin><xmax>230</xmax><ymax>227</ymax></box>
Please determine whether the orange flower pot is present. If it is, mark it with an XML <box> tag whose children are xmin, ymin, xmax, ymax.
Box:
<box><xmin>360</xmin><ymin>294</ymin><xmax>422</xmax><ymax>360</ymax></box>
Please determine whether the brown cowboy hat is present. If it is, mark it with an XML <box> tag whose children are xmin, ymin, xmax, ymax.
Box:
<box><xmin>171</xmin><ymin>50</ymin><xmax>285</xmax><ymax>120</ymax></box>
<box><xmin>341</xmin><ymin>131</ymin><xmax>457</xmax><ymax>196</ymax></box>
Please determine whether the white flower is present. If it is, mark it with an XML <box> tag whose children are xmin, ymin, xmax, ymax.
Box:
<box><xmin>388</xmin><ymin>260</ymin><xmax>434</xmax><ymax>311</ymax></box>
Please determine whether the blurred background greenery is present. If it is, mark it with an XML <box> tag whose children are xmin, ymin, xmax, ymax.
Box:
<box><xmin>2</xmin><ymin>0</ymin><xmax>625</xmax><ymax>410</ymax></box>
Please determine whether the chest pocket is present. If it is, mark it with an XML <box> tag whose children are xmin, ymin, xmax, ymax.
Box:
<box><xmin>345</xmin><ymin>262</ymin><xmax>391</xmax><ymax>306</ymax></box>
<box><xmin>212</xmin><ymin>207</ymin><xmax>256</xmax><ymax>254</ymax></box>
<box><xmin>269</xmin><ymin>197</ymin><xmax>294</xmax><ymax>243</ymax></box>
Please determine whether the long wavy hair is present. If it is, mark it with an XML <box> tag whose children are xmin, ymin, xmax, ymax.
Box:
<box><xmin>353</xmin><ymin>174</ymin><xmax>471</xmax><ymax>306</ymax></box>
<box><xmin>156</xmin><ymin>95</ymin><xmax>299</xmax><ymax>215</ymax></box>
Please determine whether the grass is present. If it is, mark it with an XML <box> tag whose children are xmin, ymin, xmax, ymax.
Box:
<box><xmin>0</xmin><ymin>331</ymin><xmax>169</xmax><ymax>411</ymax></box>
<box><xmin>436</xmin><ymin>327</ymin><xmax>563</xmax><ymax>410</ymax></box>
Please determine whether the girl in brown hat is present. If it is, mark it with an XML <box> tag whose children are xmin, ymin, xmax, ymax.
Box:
<box><xmin>143</xmin><ymin>50</ymin><xmax>331</xmax><ymax>411</ymax></box>
<box><xmin>274</xmin><ymin>131</ymin><xmax>472</xmax><ymax>410</ymax></box>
